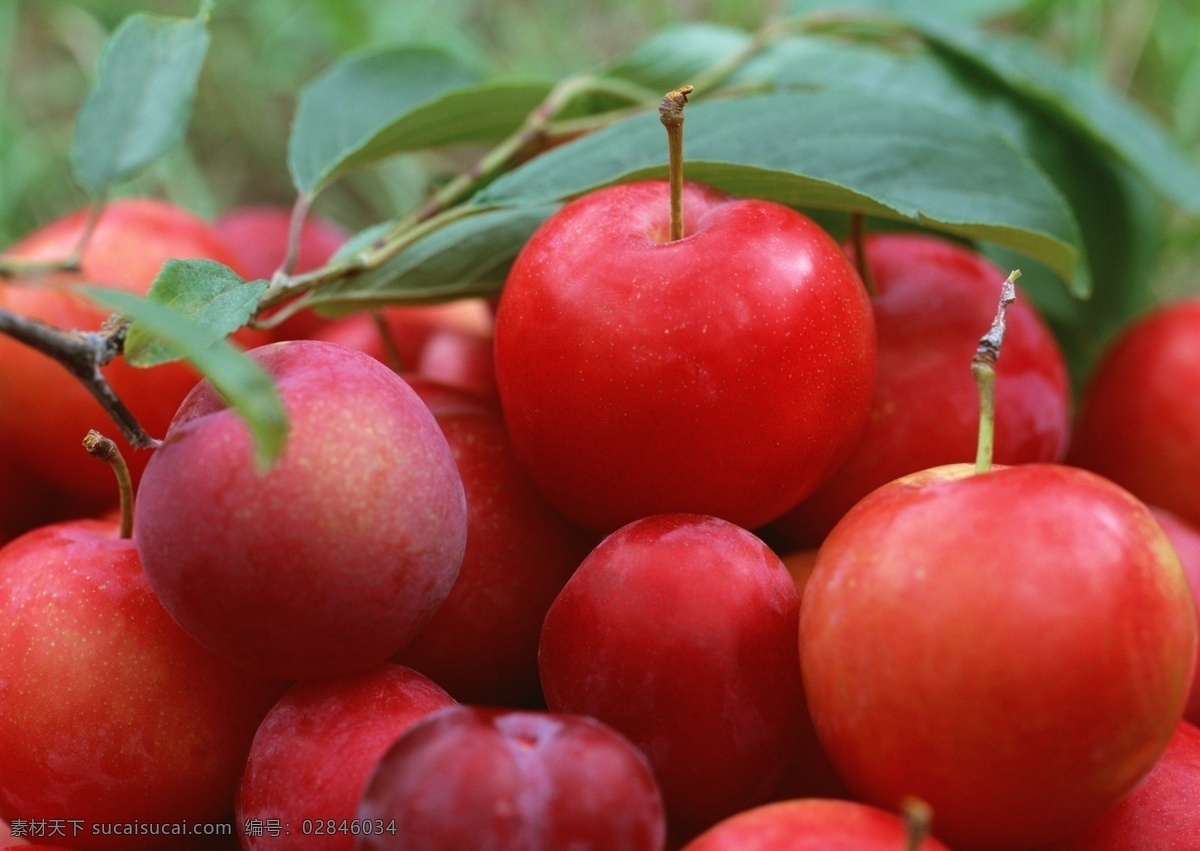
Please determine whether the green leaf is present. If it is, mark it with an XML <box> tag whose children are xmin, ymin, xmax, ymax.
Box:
<box><xmin>725</xmin><ymin>34</ymin><xmax>1163</xmax><ymax>377</ymax></box>
<box><xmin>731</xmin><ymin>36</ymin><xmax>1038</xmax><ymax>144</ymax></box>
<box><xmin>787</xmin><ymin>0</ymin><xmax>1029</xmax><ymax>22</ymax></box>
<box><xmin>984</xmin><ymin>155</ymin><xmax>1164</xmax><ymax>388</ymax></box>
<box><xmin>70</xmin><ymin>3</ymin><xmax>212</xmax><ymax>196</ymax></box>
<box><xmin>81</xmin><ymin>287</ymin><xmax>288</xmax><ymax>467</ymax></box>
<box><xmin>288</xmin><ymin>46</ymin><xmax>499</xmax><ymax>195</ymax></box>
<box><xmin>475</xmin><ymin>91</ymin><xmax>1086</xmax><ymax>295</ymax></box>
<box><xmin>607</xmin><ymin>23</ymin><xmax>752</xmax><ymax>94</ymax></box>
<box><xmin>366</xmin><ymin>78</ymin><xmax>553</xmax><ymax>148</ymax></box>
<box><xmin>310</xmin><ymin>205</ymin><xmax>560</xmax><ymax>315</ymax></box>
<box><xmin>123</xmin><ymin>259</ymin><xmax>267</xmax><ymax>367</ymax></box>
<box><xmin>909</xmin><ymin>18</ymin><xmax>1200</xmax><ymax>212</ymax></box>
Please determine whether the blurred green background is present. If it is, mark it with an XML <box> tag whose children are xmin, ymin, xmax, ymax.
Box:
<box><xmin>2</xmin><ymin>0</ymin><xmax>1198</xmax><ymax>296</ymax></box>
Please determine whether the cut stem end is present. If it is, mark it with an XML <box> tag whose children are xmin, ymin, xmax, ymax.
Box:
<box><xmin>659</xmin><ymin>85</ymin><xmax>693</xmax><ymax>242</ymax></box>
<box><xmin>901</xmin><ymin>797</ymin><xmax>934</xmax><ymax>851</ymax></box>
<box><xmin>84</xmin><ymin>430</ymin><xmax>134</xmax><ymax>539</ymax></box>
<box><xmin>972</xmin><ymin>270</ymin><xmax>1020</xmax><ymax>474</ymax></box>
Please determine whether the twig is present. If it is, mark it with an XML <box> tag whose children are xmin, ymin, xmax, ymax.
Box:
<box><xmin>277</xmin><ymin>192</ymin><xmax>313</xmax><ymax>280</ymax></box>
<box><xmin>0</xmin><ymin>257</ymin><xmax>82</xmax><ymax>280</ymax></box>
<box><xmin>1</xmin><ymin>196</ymin><xmax>106</xmax><ymax>279</ymax></box>
<box><xmin>0</xmin><ymin>307</ymin><xmax>161</xmax><ymax>450</ymax></box>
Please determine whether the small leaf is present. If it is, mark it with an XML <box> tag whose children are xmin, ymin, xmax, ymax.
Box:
<box><xmin>81</xmin><ymin>287</ymin><xmax>287</xmax><ymax>467</ymax></box>
<box><xmin>475</xmin><ymin>91</ymin><xmax>1086</xmax><ymax>295</ymax></box>
<box><xmin>310</xmin><ymin>205</ymin><xmax>560</xmax><ymax>314</ymax></box>
<box><xmin>123</xmin><ymin>259</ymin><xmax>267</xmax><ymax>367</ymax></box>
<box><xmin>787</xmin><ymin>0</ymin><xmax>1029</xmax><ymax>22</ymax></box>
<box><xmin>288</xmin><ymin>46</ymin><xmax>494</xmax><ymax>195</ymax></box>
<box><xmin>70</xmin><ymin>4</ymin><xmax>211</xmax><ymax>195</ymax></box>
<box><xmin>909</xmin><ymin>17</ymin><xmax>1200</xmax><ymax>212</ymax></box>
<box><xmin>607</xmin><ymin>24</ymin><xmax>753</xmax><ymax>93</ymax></box>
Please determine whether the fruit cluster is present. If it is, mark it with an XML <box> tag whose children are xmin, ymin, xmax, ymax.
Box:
<box><xmin>0</xmin><ymin>170</ymin><xmax>1198</xmax><ymax>851</ymax></box>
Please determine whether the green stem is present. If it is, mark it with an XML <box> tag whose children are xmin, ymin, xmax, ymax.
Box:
<box><xmin>277</xmin><ymin>192</ymin><xmax>313</xmax><ymax>279</ymax></box>
<box><xmin>0</xmin><ymin>195</ymin><xmax>106</xmax><ymax>279</ymax></box>
<box><xmin>257</xmin><ymin>203</ymin><xmax>477</xmax><ymax>311</ymax></box>
<box><xmin>256</xmin><ymin>73</ymin><xmax>649</xmax><ymax>314</ymax></box>
<box><xmin>687</xmin><ymin>17</ymin><xmax>789</xmax><ymax>93</ymax></box>
<box><xmin>973</xmin><ymin>366</ymin><xmax>996</xmax><ymax>474</ymax></box>
<box><xmin>0</xmin><ymin>257</ymin><xmax>80</xmax><ymax>279</ymax></box>
<box><xmin>544</xmin><ymin>103</ymin><xmax>653</xmax><ymax>140</ymax></box>
<box><xmin>972</xmin><ymin>270</ymin><xmax>1020</xmax><ymax>474</ymax></box>
<box><xmin>849</xmin><ymin>212</ymin><xmax>875</xmax><ymax>296</ymax></box>
<box><xmin>65</xmin><ymin>196</ymin><xmax>106</xmax><ymax>269</ymax></box>
<box><xmin>372</xmin><ymin>311</ymin><xmax>406</xmax><ymax>374</ymax></box>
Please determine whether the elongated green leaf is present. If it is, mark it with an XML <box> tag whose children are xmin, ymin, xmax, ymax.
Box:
<box><xmin>123</xmin><ymin>259</ymin><xmax>267</xmax><ymax>366</ymax></box>
<box><xmin>787</xmin><ymin>0</ymin><xmax>1029</xmax><ymax>22</ymax></box>
<box><xmin>732</xmin><ymin>36</ymin><xmax>1038</xmax><ymax>145</ymax></box>
<box><xmin>476</xmin><ymin>92</ymin><xmax>1086</xmax><ymax>295</ymax></box>
<box><xmin>70</xmin><ymin>3</ymin><xmax>211</xmax><ymax>195</ymax></box>
<box><xmin>81</xmin><ymin>287</ymin><xmax>287</xmax><ymax>467</ymax></box>
<box><xmin>364</xmin><ymin>78</ymin><xmax>553</xmax><ymax>149</ymax></box>
<box><xmin>909</xmin><ymin>17</ymin><xmax>1200</xmax><ymax>212</ymax></box>
<box><xmin>607</xmin><ymin>24</ymin><xmax>752</xmax><ymax>94</ymax></box>
<box><xmin>728</xmin><ymin>35</ymin><xmax>1165</xmax><ymax>379</ymax></box>
<box><xmin>310</xmin><ymin>205</ymin><xmax>560</xmax><ymax>314</ymax></box>
<box><xmin>288</xmin><ymin>46</ymin><xmax>485</xmax><ymax>194</ymax></box>
<box><xmin>985</xmin><ymin>154</ymin><xmax>1163</xmax><ymax>387</ymax></box>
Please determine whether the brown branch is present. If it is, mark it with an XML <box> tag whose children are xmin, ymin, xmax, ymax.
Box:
<box><xmin>0</xmin><ymin>308</ymin><xmax>161</xmax><ymax>450</ymax></box>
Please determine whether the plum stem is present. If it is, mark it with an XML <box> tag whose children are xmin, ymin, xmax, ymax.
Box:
<box><xmin>83</xmin><ymin>430</ymin><xmax>134</xmax><ymax>539</ymax></box>
<box><xmin>901</xmin><ymin>797</ymin><xmax>933</xmax><ymax>851</ymax></box>
<box><xmin>659</xmin><ymin>85</ymin><xmax>693</xmax><ymax>242</ymax></box>
<box><xmin>0</xmin><ymin>196</ymin><xmax>104</xmax><ymax>279</ymax></box>
<box><xmin>849</xmin><ymin>212</ymin><xmax>876</xmax><ymax>296</ymax></box>
<box><xmin>371</xmin><ymin>311</ymin><xmax>407</xmax><ymax>374</ymax></box>
<box><xmin>276</xmin><ymin>192</ymin><xmax>313</xmax><ymax>280</ymax></box>
<box><xmin>972</xmin><ymin>270</ymin><xmax>1020</xmax><ymax>474</ymax></box>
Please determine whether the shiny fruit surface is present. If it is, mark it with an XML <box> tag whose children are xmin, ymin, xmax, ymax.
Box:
<box><xmin>495</xmin><ymin>180</ymin><xmax>875</xmax><ymax>532</ymax></box>
<box><xmin>1070</xmin><ymin>298</ymin><xmax>1200</xmax><ymax>528</ymax></box>
<box><xmin>801</xmin><ymin>463</ymin><xmax>1197</xmax><ymax>849</ymax></box>
<box><xmin>775</xmin><ymin>233</ymin><xmax>1070</xmax><ymax>545</ymax></box>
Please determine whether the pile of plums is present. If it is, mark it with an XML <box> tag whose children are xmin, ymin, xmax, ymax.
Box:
<box><xmin>0</xmin><ymin>179</ymin><xmax>1196</xmax><ymax>850</ymax></box>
